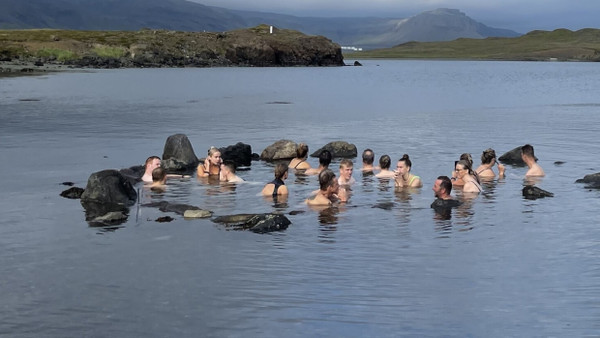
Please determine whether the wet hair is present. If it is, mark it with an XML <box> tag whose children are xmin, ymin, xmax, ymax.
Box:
<box><xmin>379</xmin><ymin>155</ymin><xmax>391</xmax><ymax>170</ymax></box>
<box><xmin>339</xmin><ymin>158</ymin><xmax>353</xmax><ymax>169</ymax></box>
<box><xmin>456</xmin><ymin>159</ymin><xmax>480</xmax><ymax>184</ymax></box>
<box><xmin>481</xmin><ymin>148</ymin><xmax>497</xmax><ymax>165</ymax></box>
<box><xmin>222</xmin><ymin>162</ymin><xmax>236</xmax><ymax>173</ymax></box>
<box><xmin>521</xmin><ymin>144</ymin><xmax>535</xmax><ymax>159</ymax></box>
<box><xmin>274</xmin><ymin>163</ymin><xmax>288</xmax><ymax>179</ymax></box>
<box><xmin>362</xmin><ymin>149</ymin><xmax>374</xmax><ymax>165</ymax></box>
<box><xmin>208</xmin><ymin>146</ymin><xmax>221</xmax><ymax>157</ymax></box>
<box><xmin>145</xmin><ymin>156</ymin><xmax>160</xmax><ymax>168</ymax></box>
<box><xmin>398</xmin><ymin>154</ymin><xmax>412</xmax><ymax>168</ymax></box>
<box><xmin>438</xmin><ymin>175</ymin><xmax>452</xmax><ymax>194</ymax></box>
<box><xmin>318</xmin><ymin>169</ymin><xmax>337</xmax><ymax>190</ymax></box>
<box><xmin>152</xmin><ymin>167</ymin><xmax>166</xmax><ymax>182</ymax></box>
<box><xmin>297</xmin><ymin>143</ymin><xmax>309</xmax><ymax>158</ymax></box>
<box><xmin>319</xmin><ymin>150</ymin><xmax>332</xmax><ymax>167</ymax></box>
<box><xmin>460</xmin><ymin>153</ymin><xmax>473</xmax><ymax>168</ymax></box>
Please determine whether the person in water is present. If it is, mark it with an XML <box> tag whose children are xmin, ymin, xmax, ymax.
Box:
<box><xmin>522</xmin><ymin>144</ymin><xmax>545</xmax><ymax>177</ymax></box>
<box><xmin>375</xmin><ymin>154</ymin><xmax>395</xmax><ymax>178</ymax></box>
<box><xmin>150</xmin><ymin>167</ymin><xmax>167</xmax><ymax>191</ymax></box>
<box><xmin>338</xmin><ymin>159</ymin><xmax>356</xmax><ymax>186</ymax></box>
<box><xmin>305</xmin><ymin>150</ymin><xmax>332</xmax><ymax>176</ymax></box>
<box><xmin>394</xmin><ymin>154</ymin><xmax>423</xmax><ymax>188</ymax></box>
<box><xmin>454</xmin><ymin>160</ymin><xmax>482</xmax><ymax>193</ymax></box>
<box><xmin>197</xmin><ymin>147</ymin><xmax>222</xmax><ymax>178</ymax></box>
<box><xmin>360</xmin><ymin>149</ymin><xmax>376</xmax><ymax>172</ymax></box>
<box><xmin>142</xmin><ymin>156</ymin><xmax>161</xmax><ymax>183</ymax></box>
<box><xmin>220</xmin><ymin>162</ymin><xmax>244</xmax><ymax>183</ymax></box>
<box><xmin>475</xmin><ymin>148</ymin><xmax>505</xmax><ymax>179</ymax></box>
<box><xmin>305</xmin><ymin>169</ymin><xmax>345</xmax><ymax>206</ymax></box>
<box><xmin>288</xmin><ymin>143</ymin><xmax>311</xmax><ymax>170</ymax></box>
<box><xmin>261</xmin><ymin>163</ymin><xmax>289</xmax><ymax>196</ymax></box>
<box><xmin>451</xmin><ymin>153</ymin><xmax>473</xmax><ymax>186</ymax></box>
<box><xmin>430</xmin><ymin>176</ymin><xmax>461</xmax><ymax>209</ymax></box>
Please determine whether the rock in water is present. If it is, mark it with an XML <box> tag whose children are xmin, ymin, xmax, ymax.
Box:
<box><xmin>220</xmin><ymin>142</ymin><xmax>252</xmax><ymax>167</ymax></box>
<box><xmin>310</xmin><ymin>141</ymin><xmax>357</xmax><ymax>158</ymax></box>
<box><xmin>260</xmin><ymin>140</ymin><xmax>297</xmax><ymax>160</ymax></box>
<box><xmin>183</xmin><ymin>209</ymin><xmax>213</xmax><ymax>218</ymax></box>
<box><xmin>162</xmin><ymin>134</ymin><xmax>199</xmax><ymax>172</ymax></box>
<box><xmin>522</xmin><ymin>185</ymin><xmax>554</xmax><ymax>200</ymax></box>
<box><xmin>143</xmin><ymin>201</ymin><xmax>205</xmax><ymax>215</ymax></box>
<box><xmin>499</xmin><ymin>146</ymin><xmax>537</xmax><ymax>166</ymax></box>
<box><xmin>575</xmin><ymin>172</ymin><xmax>600</xmax><ymax>184</ymax></box>
<box><xmin>60</xmin><ymin>187</ymin><xmax>85</xmax><ymax>199</ymax></box>
<box><xmin>213</xmin><ymin>213</ymin><xmax>291</xmax><ymax>233</ymax></box>
<box><xmin>80</xmin><ymin>170</ymin><xmax>137</xmax><ymax>222</ymax></box>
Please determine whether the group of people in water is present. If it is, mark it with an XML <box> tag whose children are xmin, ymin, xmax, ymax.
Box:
<box><xmin>141</xmin><ymin>142</ymin><xmax>545</xmax><ymax>210</ymax></box>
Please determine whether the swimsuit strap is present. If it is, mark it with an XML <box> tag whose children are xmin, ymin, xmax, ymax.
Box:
<box><xmin>477</xmin><ymin>167</ymin><xmax>493</xmax><ymax>175</ymax></box>
<box><xmin>293</xmin><ymin>159</ymin><xmax>305</xmax><ymax>169</ymax></box>
<box><xmin>271</xmin><ymin>178</ymin><xmax>285</xmax><ymax>197</ymax></box>
<box><xmin>408</xmin><ymin>175</ymin><xmax>420</xmax><ymax>185</ymax></box>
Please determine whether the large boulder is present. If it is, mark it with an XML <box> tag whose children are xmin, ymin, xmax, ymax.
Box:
<box><xmin>162</xmin><ymin>134</ymin><xmax>199</xmax><ymax>172</ymax></box>
<box><xmin>80</xmin><ymin>170</ymin><xmax>137</xmax><ymax>222</ymax></box>
<box><xmin>310</xmin><ymin>141</ymin><xmax>357</xmax><ymax>158</ymax></box>
<box><xmin>119</xmin><ymin>165</ymin><xmax>144</xmax><ymax>185</ymax></box>
<box><xmin>499</xmin><ymin>146</ymin><xmax>537</xmax><ymax>166</ymax></box>
<box><xmin>260</xmin><ymin>140</ymin><xmax>297</xmax><ymax>161</ymax></box>
<box><xmin>522</xmin><ymin>185</ymin><xmax>554</xmax><ymax>200</ymax></box>
<box><xmin>213</xmin><ymin>213</ymin><xmax>291</xmax><ymax>233</ymax></box>
<box><xmin>220</xmin><ymin>142</ymin><xmax>252</xmax><ymax>167</ymax></box>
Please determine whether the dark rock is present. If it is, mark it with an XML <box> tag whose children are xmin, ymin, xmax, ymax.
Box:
<box><xmin>34</xmin><ymin>61</ymin><xmax>44</xmax><ymax>66</ymax></box>
<box><xmin>522</xmin><ymin>185</ymin><xmax>554</xmax><ymax>200</ymax></box>
<box><xmin>89</xmin><ymin>211</ymin><xmax>128</xmax><ymax>227</ymax></box>
<box><xmin>161</xmin><ymin>134</ymin><xmax>199</xmax><ymax>173</ymax></box>
<box><xmin>499</xmin><ymin>146</ymin><xmax>537</xmax><ymax>166</ymax></box>
<box><xmin>213</xmin><ymin>213</ymin><xmax>291</xmax><ymax>233</ymax></box>
<box><xmin>156</xmin><ymin>216</ymin><xmax>175</xmax><ymax>223</ymax></box>
<box><xmin>554</xmin><ymin>161</ymin><xmax>565</xmax><ymax>166</ymax></box>
<box><xmin>260</xmin><ymin>140</ymin><xmax>297</xmax><ymax>160</ymax></box>
<box><xmin>251</xmin><ymin>153</ymin><xmax>260</xmax><ymax>161</ymax></box>
<box><xmin>80</xmin><ymin>170</ymin><xmax>137</xmax><ymax>206</ymax></box>
<box><xmin>310</xmin><ymin>141</ymin><xmax>357</xmax><ymax>158</ymax></box>
<box><xmin>60</xmin><ymin>187</ymin><xmax>85</xmax><ymax>199</ymax></box>
<box><xmin>353</xmin><ymin>61</ymin><xmax>362</xmax><ymax>66</ymax></box>
<box><xmin>585</xmin><ymin>182</ymin><xmax>600</xmax><ymax>189</ymax></box>
<box><xmin>288</xmin><ymin>210</ymin><xmax>305</xmax><ymax>215</ymax></box>
<box><xmin>143</xmin><ymin>201</ymin><xmax>203</xmax><ymax>215</ymax></box>
<box><xmin>61</xmin><ymin>181</ymin><xmax>75</xmax><ymax>186</ymax></box>
<box><xmin>219</xmin><ymin>142</ymin><xmax>252</xmax><ymax>167</ymax></box>
<box><xmin>575</xmin><ymin>172</ymin><xmax>600</xmax><ymax>184</ymax></box>
<box><xmin>119</xmin><ymin>165</ymin><xmax>144</xmax><ymax>185</ymax></box>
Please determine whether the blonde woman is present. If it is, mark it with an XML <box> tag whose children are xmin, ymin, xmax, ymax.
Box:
<box><xmin>197</xmin><ymin>146</ymin><xmax>222</xmax><ymax>178</ymax></box>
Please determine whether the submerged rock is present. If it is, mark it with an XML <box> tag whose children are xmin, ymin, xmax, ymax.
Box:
<box><xmin>575</xmin><ymin>172</ymin><xmax>600</xmax><ymax>184</ymax></box>
<box><xmin>80</xmin><ymin>169</ymin><xmax>136</xmax><ymax>223</ymax></box>
<box><xmin>90</xmin><ymin>211</ymin><xmax>128</xmax><ymax>227</ymax></box>
<box><xmin>60</xmin><ymin>187</ymin><xmax>85</xmax><ymax>199</ymax></box>
<box><xmin>119</xmin><ymin>165</ymin><xmax>144</xmax><ymax>185</ymax></box>
<box><xmin>310</xmin><ymin>141</ymin><xmax>357</xmax><ymax>158</ymax></box>
<box><xmin>522</xmin><ymin>185</ymin><xmax>554</xmax><ymax>200</ymax></box>
<box><xmin>162</xmin><ymin>134</ymin><xmax>199</xmax><ymax>172</ymax></box>
<box><xmin>156</xmin><ymin>216</ymin><xmax>175</xmax><ymax>223</ymax></box>
<box><xmin>213</xmin><ymin>213</ymin><xmax>291</xmax><ymax>233</ymax></box>
<box><xmin>353</xmin><ymin>61</ymin><xmax>362</xmax><ymax>66</ymax></box>
<box><xmin>183</xmin><ymin>209</ymin><xmax>213</xmax><ymax>218</ymax></box>
<box><xmin>260</xmin><ymin>140</ymin><xmax>297</xmax><ymax>160</ymax></box>
<box><xmin>143</xmin><ymin>201</ymin><xmax>208</xmax><ymax>216</ymax></box>
<box><xmin>220</xmin><ymin>142</ymin><xmax>252</xmax><ymax>167</ymax></box>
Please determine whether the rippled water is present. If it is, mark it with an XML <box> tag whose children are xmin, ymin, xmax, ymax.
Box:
<box><xmin>1</xmin><ymin>60</ymin><xmax>600</xmax><ymax>336</ymax></box>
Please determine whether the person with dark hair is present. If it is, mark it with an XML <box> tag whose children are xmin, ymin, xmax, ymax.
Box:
<box><xmin>150</xmin><ymin>167</ymin><xmax>167</xmax><ymax>191</ymax></box>
<box><xmin>455</xmin><ymin>160</ymin><xmax>482</xmax><ymax>193</ymax></box>
<box><xmin>431</xmin><ymin>176</ymin><xmax>461</xmax><ymax>209</ymax></box>
<box><xmin>289</xmin><ymin>143</ymin><xmax>311</xmax><ymax>170</ymax></box>
<box><xmin>220</xmin><ymin>162</ymin><xmax>243</xmax><ymax>183</ymax></box>
<box><xmin>521</xmin><ymin>144</ymin><xmax>545</xmax><ymax>177</ymax></box>
<box><xmin>197</xmin><ymin>146</ymin><xmax>222</xmax><ymax>178</ymax></box>
<box><xmin>475</xmin><ymin>148</ymin><xmax>505</xmax><ymax>179</ymax></box>
<box><xmin>262</xmin><ymin>163</ymin><xmax>289</xmax><ymax>196</ymax></box>
<box><xmin>394</xmin><ymin>154</ymin><xmax>422</xmax><ymax>188</ymax></box>
<box><xmin>142</xmin><ymin>156</ymin><xmax>161</xmax><ymax>182</ymax></box>
<box><xmin>360</xmin><ymin>149</ymin><xmax>375</xmax><ymax>172</ymax></box>
<box><xmin>305</xmin><ymin>150</ymin><xmax>332</xmax><ymax>176</ymax></box>
<box><xmin>451</xmin><ymin>153</ymin><xmax>473</xmax><ymax>186</ymax></box>
<box><xmin>375</xmin><ymin>154</ymin><xmax>395</xmax><ymax>178</ymax></box>
<box><xmin>305</xmin><ymin>169</ymin><xmax>346</xmax><ymax>205</ymax></box>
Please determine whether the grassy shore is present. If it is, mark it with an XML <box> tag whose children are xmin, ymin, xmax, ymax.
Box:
<box><xmin>350</xmin><ymin>28</ymin><xmax>600</xmax><ymax>61</ymax></box>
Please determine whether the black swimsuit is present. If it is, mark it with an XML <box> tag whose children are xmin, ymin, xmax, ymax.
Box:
<box><xmin>270</xmin><ymin>178</ymin><xmax>285</xmax><ymax>197</ymax></box>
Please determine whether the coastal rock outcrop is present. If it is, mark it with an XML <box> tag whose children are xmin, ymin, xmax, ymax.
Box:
<box><xmin>162</xmin><ymin>134</ymin><xmax>199</xmax><ymax>172</ymax></box>
<box><xmin>499</xmin><ymin>146</ymin><xmax>537</xmax><ymax>166</ymax></box>
<box><xmin>60</xmin><ymin>186</ymin><xmax>85</xmax><ymax>199</ymax></box>
<box><xmin>80</xmin><ymin>169</ymin><xmax>137</xmax><ymax>223</ymax></box>
<box><xmin>220</xmin><ymin>142</ymin><xmax>252</xmax><ymax>167</ymax></box>
<box><xmin>213</xmin><ymin>213</ymin><xmax>291</xmax><ymax>233</ymax></box>
<box><xmin>261</xmin><ymin>140</ymin><xmax>297</xmax><ymax>161</ymax></box>
<box><xmin>522</xmin><ymin>185</ymin><xmax>554</xmax><ymax>200</ymax></box>
<box><xmin>310</xmin><ymin>141</ymin><xmax>357</xmax><ymax>158</ymax></box>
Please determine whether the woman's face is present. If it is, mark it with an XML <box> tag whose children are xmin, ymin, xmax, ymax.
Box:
<box><xmin>209</xmin><ymin>152</ymin><xmax>222</xmax><ymax>165</ymax></box>
<box><xmin>396</xmin><ymin>161</ymin><xmax>410</xmax><ymax>176</ymax></box>
<box><xmin>455</xmin><ymin>164</ymin><xmax>467</xmax><ymax>178</ymax></box>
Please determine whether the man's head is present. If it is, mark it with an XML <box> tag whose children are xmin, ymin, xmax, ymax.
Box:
<box><xmin>145</xmin><ymin>156</ymin><xmax>161</xmax><ymax>173</ymax></box>
<box><xmin>319</xmin><ymin>150</ymin><xmax>332</xmax><ymax>167</ymax></box>
<box><xmin>362</xmin><ymin>149</ymin><xmax>374</xmax><ymax>166</ymax></box>
<box><xmin>339</xmin><ymin>159</ymin><xmax>353</xmax><ymax>181</ymax></box>
<box><xmin>152</xmin><ymin>167</ymin><xmax>166</xmax><ymax>183</ymax></box>
<box><xmin>433</xmin><ymin>175</ymin><xmax>452</xmax><ymax>198</ymax></box>
<box><xmin>521</xmin><ymin>144</ymin><xmax>535</xmax><ymax>160</ymax></box>
<box><xmin>318</xmin><ymin>169</ymin><xmax>338</xmax><ymax>194</ymax></box>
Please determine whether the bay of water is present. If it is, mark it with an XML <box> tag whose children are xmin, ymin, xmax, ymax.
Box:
<box><xmin>1</xmin><ymin>60</ymin><xmax>599</xmax><ymax>337</ymax></box>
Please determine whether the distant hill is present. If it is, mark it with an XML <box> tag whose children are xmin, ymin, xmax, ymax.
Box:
<box><xmin>0</xmin><ymin>0</ymin><xmax>520</xmax><ymax>49</ymax></box>
<box><xmin>351</xmin><ymin>28</ymin><xmax>600</xmax><ymax>61</ymax></box>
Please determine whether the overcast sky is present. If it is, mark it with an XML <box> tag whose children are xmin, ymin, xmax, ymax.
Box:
<box><xmin>190</xmin><ymin>0</ymin><xmax>599</xmax><ymax>33</ymax></box>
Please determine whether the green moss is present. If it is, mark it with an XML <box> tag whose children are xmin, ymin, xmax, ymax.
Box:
<box><xmin>36</xmin><ymin>48</ymin><xmax>77</xmax><ymax>61</ymax></box>
<box><xmin>93</xmin><ymin>46</ymin><xmax>127</xmax><ymax>58</ymax></box>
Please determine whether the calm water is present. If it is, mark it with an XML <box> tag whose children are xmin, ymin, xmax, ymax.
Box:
<box><xmin>1</xmin><ymin>60</ymin><xmax>599</xmax><ymax>337</ymax></box>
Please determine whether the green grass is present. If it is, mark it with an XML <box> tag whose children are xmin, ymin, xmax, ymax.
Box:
<box><xmin>93</xmin><ymin>46</ymin><xmax>127</xmax><ymax>58</ymax></box>
<box><xmin>35</xmin><ymin>48</ymin><xmax>77</xmax><ymax>61</ymax></box>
